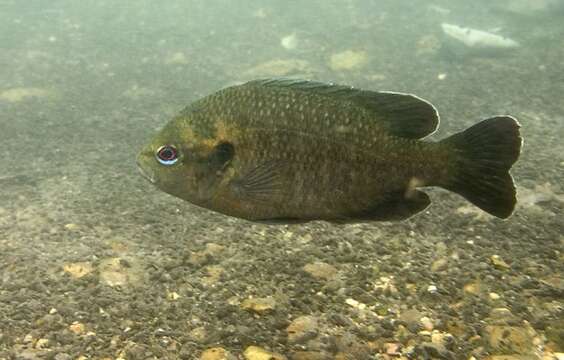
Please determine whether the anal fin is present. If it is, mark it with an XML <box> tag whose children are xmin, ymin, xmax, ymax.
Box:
<box><xmin>343</xmin><ymin>189</ymin><xmax>431</xmax><ymax>222</ymax></box>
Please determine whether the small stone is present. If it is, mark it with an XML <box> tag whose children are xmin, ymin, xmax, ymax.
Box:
<box><xmin>489</xmin><ymin>292</ymin><xmax>501</xmax><ymax>300</ymax></box>
<box><xmin>23</xmin><ymin>334</ymin><xmax>34</xmax><ymax>343</ymax></box>
<box><xmin>35</xmin><ymin>338</ymin><xmax>49</xmax><ymax>349</ymax></box>
<box><xmin>427</xmin><ymin>285</ymin><xmax>438</xmax><ymax>294</ymax></box>
<box><xmin>400</xmin><ymin>309</ymin><xmax>422</xmax><ymax>332</ymax></box>
<box><xmin>99</xmin><ymin>257</ymin><xmax>143</xmax><ymax>287</ymax></box>
<box><xmin>291</xmin><ymin>351</ymin><xmax>331</xmax><ymax>360</ymax></box>
<box><xmin>329</xmin><ymin>50</ymin><xmax>368</xmax><ymax>71</ymax></box>
<box><xmin>431</xmin><ymin>331</ymin><xmax>454</xmax><ymax>348</ymax></box>
<box><xmin>243</xmin><ymin>346</ymin><xmax>286</xmax><ymax>360</ymax></box>
<box><xmin>464</xmin><ymin>282</ymin><xmax>481</xmax><ymax>295</ymax></box>
<box><xmin>431</xmin><ymin>258</ymin><xmax>448</xmax><ymax>272</ymax></box>
<box><xmin>200</xmin><ymin>347</ymin><xmax>235</xmax><ymax>360</ymax></box>
<box><xmin>69</xmin><ymin>322</ymin><xmax>86</xmax><ymax>335</ymax></box>
<box><xmin>486</xmin><ymin>323</ymin><xmax>538</xmax><ymax>354</ymax></box>
<box><xmin>384</xmin><ymin>342</ymin><xmax>401</xmax><ymax>355</ymax></box>
<box><xmin>189</xmin><ymin>327</ymin><xmax>208</xmax><ymax>343</ymax></box>
<box><xmin>49</xmin><ymin>308</ymin><xmax>58</xmax><ymax>314</ymax></box>
<box><xmin>202</xmin><ymin>265</ymin><xmax>224</xmax><ymax>286</ymax></box>
<box><xmin>0</xmin><ymin>87</ymin><xmax>50</xmax><ymax>102</ymax></box>
<box><xmin>490</xmin><ymin>307</ymin><xmax>513</xmax><ymax>321</ymax></box>
<box><xmin>280</xmin><ymin>33</ymin><xmax>298</xmax><ymax>50</ymax></box>
<box><xmin>164</xmin><ymin>52</ymin><xmax>189</xmax><ymax>65</ymax></box>
<box><xmin>287</xmin><ymin>316</ymin><xmax>318</xmax><ymax>344</ymax></box>
<box><xmin>420</xmin><ymin>317</ymin><xmax>434</xmax><ymax>331</ymax></box>
<box><xmin>416</xmin><ymin>342</ymin><xmax>452</xmax><ymax>359</ymax></box>
<box><xmin>204</xmin><ymin>243</ymin><xmax>225</xmax><ymax>256</ymax></box>
<box><xmin>64</xmin><ymin>223</ymin><xmax>80</xmax><ymax>230</ymax></box>
<box><xmin>374</xmin><ymin>276</ymin><xmax>398</xmax><ymax>295</ymax></box>
<box><xmin>345</xmin><ymin>298</ymin><xmax>360</xmax><ymax>308</ymax></box>
<box><xmin>64</xmin><ymin>262</ymin><xmax>93</xmax><ymax>278</ymax></box>
<box><xmin>54</xmin><ymin>354</ymin><xmax>72</xmax><ymax>360</ymax></box>
<box><xmin>167</xmin><ymin>291</ymin><xmax>180</xmax><ymax>301</ymax></box>
<box><xmin>241</xmin><ymin>297</ymin><xmax>276</xmax><ymax>315</ymax></box>
<box><xmin>303</xmin><ymin>262</ymin><xmax>337</xmax><ymax>281</ymax></box>
<box><xmin>491</xmin><ymin>255</ymin><xmax>511</xmax><ymax>270</ymax></box>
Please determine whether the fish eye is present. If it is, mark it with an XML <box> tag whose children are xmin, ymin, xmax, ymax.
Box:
<box><xmin>155</xmin><ymin>145</ymin><xmax>179</xmax><ymax>165</ymax></box>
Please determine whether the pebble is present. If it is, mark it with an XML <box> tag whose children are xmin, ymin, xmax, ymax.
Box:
<box><xmin>431</xmin><ymin>331</ymin><xmax>454</xmax><ymax>348</ymax></box>
<box><xmin>329</xmin><ymin>50</ymin><xmax>368</xmax><ymax>71</ymax></box>
<box><xmin>35</xmin><ymin>338</ymin><xmax>49</xmax><ymax>349</ymax></box>
<box><xmin>489</xmin><ymin>292</ymin><xmax>501</xmax><ymax>300</ymax></box>
<box><xmin>189</xmin><ymin>327</ymin><xmax>208</xmax><ymax>343</ymax></box>
<box><xmin>202</xmin><ymin>265</ymin><xmax>224</xmax><ymax>286</ymax></box>
<box><xmin>399</xmin><ymin>309</ymin><xmax>422</xmax><ymax>331</ymax></box>
<box><xmin>489</xmin><ymin>307</ymin><xmax>514</xmax><ymax>321</ymax></box>
<box><xmin>99</xmin><ymin>257</ymin><xmax>142</xmax><ymax>287</ymax></box>
<box><xmin>384</xmin><ymin>342</ymin><xmax>401</xmax><ymax>355</ymax></box>
<box><xmin>63</xmin><ymin>262</ymin><xmax>93</xmax><ymax>278</ymax></box>
<box><xmin>243</xmin><ymin>346</ymin><xmax>286</xmax><ymax>360</ymax></box>
<box><xmin>287</xmin><ymin>316</ymin><xmax>318</xmax><ymax>344</ymax></box>
<box><xmin>200</xmin><ymin>347</ymin><xmax>236</xmax><ymax>360</ymax></box>
<box><xmin>69</xmin><ymin>322</ymin><xmax>86</xmax><ymax>335</ymax></box>
<box><xmin>416</xmin><ymin>342</ymin><xmax>452</xmax><ymax>359</ymax></box>
<box><xmin>0</xmin><ymin>88</ymin><xmax>49</xmax><ymax>102</ymax></box>
<box><xmin>303</xmin><ymin>262</ymin><xmax>338</xmax><ymax>281</ymax></box>
<box><xmin>23</xmin><ymin>334</ymin><xmax>34</xmax><ymax>343</ymax></box>
<box><xmin>280</xmin><ymin>33</ymin><xmax>298</xmax><ymax>50</ymax></box>
<box><xmin>374</xmin><ymin>276</ymin><xmax>398</xmax><ymax>295</ymax></box>
<box><xmin>241</xmin><ymin>297</ymin><xmax>276</xmax><ymax>315</ymax></box>
<box><xmin>431</xmin><ymin>258</ymin><xmax>449</xmax><ymax>272</ymax></box>
<box><xmin>291</xmin><ymin>351</ymin><xmax>331</xmax><ymax>360</ymax></box>
<box><xmin>54</xmin><ymin>354</ymin><xmax>72</xmax><ymax>360</ymax></box>
<box><xmin>490</xmin><ymin>255</ymin><xmax>511</xmax><ymax>270</ymax></box>
<box><xmin>427</xmin><ymin>285</ymin><xmax>438</xmax><ymax>294</ymax></box>
<box><xmin>167</xmin><ymin>291</ymin><xmax>181</xmax><ymax>301</ymax></box>
<box><xmin>486</xmin><ymin>323</ymin><xmax>538</xmax><ymax>354</ymax></box>
<box><xmin>420</xmin><ymin>317</ymin><xmax>434</xmax><ymax>331</ymax></box>
<box><xmin>345</xmin><ymin>298</ymin><xmax>366</xmax><ymax>310</ymax></box>
<box><xmin>464</xmin><ymin>282</ymin><xmax>481</xmax><ymax>295</ymax></box>
<box><xmin>164</xmin><ymin>51</ymin><xmax>189</xmax><ymax>65</ymax></box>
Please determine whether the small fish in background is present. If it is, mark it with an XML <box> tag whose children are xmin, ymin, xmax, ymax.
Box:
<box><xmin>137</xmin><ymin>79</ymin><xmax>522</xmax><ymax>224</ymax></box>
<box><xmin>441</xmin><ymin>23</ymin><xmax>520</xmax><ymax>49</ymax></box>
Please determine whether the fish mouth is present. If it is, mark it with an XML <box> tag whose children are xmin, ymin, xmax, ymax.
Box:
<box><xmin>136</xmin><ymin>161</ymin><xmax>156</xmax><ymax>184</ymax></box>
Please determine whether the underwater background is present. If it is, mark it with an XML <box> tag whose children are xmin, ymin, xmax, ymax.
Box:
<box><xmin>0</xmin><ymin>0</ymin><xmax>563</xmax><ymax>359</ymax></box>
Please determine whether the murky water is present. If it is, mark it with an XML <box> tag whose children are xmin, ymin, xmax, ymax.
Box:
<box><xmin>1</xmin><ymin>1</ymin><xmax>563</xmax><ymax>359</ymax></box>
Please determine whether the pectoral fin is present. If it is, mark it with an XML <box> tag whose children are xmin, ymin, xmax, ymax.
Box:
<box><xmin>230</xmin><ymin>161</ymin><xmax>285</xmax><ymax>203</ymax></box>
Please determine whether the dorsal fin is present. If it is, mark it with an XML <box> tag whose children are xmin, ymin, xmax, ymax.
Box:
<box><xmin>246</xmin><ymin>78</ymin><xmax>440</xmax><ymax>139</ymax></box>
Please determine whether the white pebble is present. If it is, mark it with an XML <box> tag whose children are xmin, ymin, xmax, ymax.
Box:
<box><xmin>281</xmin><ymin>33</ymin><xmax>298</xmax><ymax>50</ymax></box>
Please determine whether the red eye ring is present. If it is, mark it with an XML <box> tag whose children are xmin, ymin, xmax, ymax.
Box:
<box><xmin>156</xmin><ymin>145</ymin><xmax>178</xmax><ymax>165</ymax></box>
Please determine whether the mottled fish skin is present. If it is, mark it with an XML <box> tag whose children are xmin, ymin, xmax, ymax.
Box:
<box><xmin>137</xmin><ymin>79</ymin><xmax>521</xmax><ymax>222</ymax></box>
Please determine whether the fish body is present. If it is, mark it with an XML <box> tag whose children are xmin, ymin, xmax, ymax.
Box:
<box><xmin>137</xmin><ymin>79</ymin><xmax>522</xmax><ymax>223</ymax></box>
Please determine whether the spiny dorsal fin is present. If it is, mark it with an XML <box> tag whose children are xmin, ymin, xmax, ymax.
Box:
<box><xmin>246</xmin><ymin>78</ymin><xmax>440</xmax><ymax>139</ymax></box>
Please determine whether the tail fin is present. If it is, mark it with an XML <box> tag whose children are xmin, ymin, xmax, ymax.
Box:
<box><xmin>441</xmin><ymin>116</ymin><xmax>522</xmax><ymax>218</ymax></box>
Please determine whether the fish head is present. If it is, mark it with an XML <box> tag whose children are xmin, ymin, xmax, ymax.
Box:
<box><xmin>136</xmin><ymin>117</ymin><xmax>235</xmax><ymax>206</ymax></box>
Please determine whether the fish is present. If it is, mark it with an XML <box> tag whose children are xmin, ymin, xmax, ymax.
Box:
<box><xmin>137</xmin><ymin>78</ymin><xmax>522</xmax><ymax>223</ymax></box>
